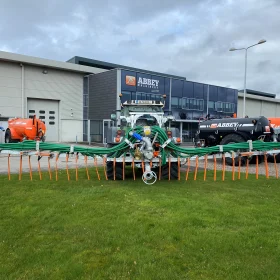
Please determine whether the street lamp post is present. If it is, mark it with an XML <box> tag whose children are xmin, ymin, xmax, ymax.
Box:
<box><xmin>229</xmin><ymin>39</ymin><xmax>266</xmax><ymax>118</ymax></box>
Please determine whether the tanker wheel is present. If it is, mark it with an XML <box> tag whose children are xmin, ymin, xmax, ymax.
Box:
<box><xmin>220</xmin><ymin>134</ymin><xmax>262</xmax><ymax>166</ymax></box>
<box><xmin>267</xmin><ymin>154</ymin><xmax>280</xmax><ymax>163</ymax></box>
<box><xmin>106</xmin><ymin>144</ymin><xmax>117</xmax><ymax>157</ymax></box>
<box><xmin>249</xmin><ymin>154</ymin><xmax>264</xmax><ymax>164</ymax></box>
<box><xmin>4</xmin><ymin>130</ymin><xmax>12</xmax><ymax>143</ymax></box>
<box><xmin>220</xmin><ymin>134</ymin><xmax>247</xmax><ymax>166</ymax></box>
<box><xmin>161</xmin><ymin>162</ymin><xmax>179</xmax><ymax>180</ymax></box>
<box><xmin>106</xmin><ymin>161</ymin><xmax>124</xmax><ymax>180</ymax></box>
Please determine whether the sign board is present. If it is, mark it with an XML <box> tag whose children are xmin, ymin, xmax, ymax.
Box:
<box><xmin>121</xmin><ymin>70</ymin><xmax>165</xmax><ymax>94</ymax></box>
<box><xmin>124</xmin><ymin>100</ymin><xmax>163</xmax><ymax>105</ymax></box>
<box><xmin>125</xmin><ymin>76</ymin><xmax>136</xmax><ymax>86</ymax></box>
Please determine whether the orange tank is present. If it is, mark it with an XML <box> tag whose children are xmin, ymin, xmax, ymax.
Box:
<box><xmin>5</xmin><ymin>115</ymin><xmax>46</xmax><ymax>143</ymax></box>
<box><xmin>268</xmin><ymin>118</ymin><xmax>280</xmax><ymax>128</ymax></box>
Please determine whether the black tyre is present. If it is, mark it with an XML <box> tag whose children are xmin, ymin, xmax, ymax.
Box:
<box><xmin>161</xmin><ymin>162</ymin><xmax>179</xmax><ymax>180</ymax></box>
<box><xmin>267</xmin><ymin>154</ymin><xmax>280</xmax><ymax>163</ymax></box>
<box><xmin>4</xmin><ymin>129</ymin><xmax>12</xmax><ymax>143</ymax></box>
<box><xmin>275</xmin><ymin>154</ymin><xmax>280</xmax><ymax>163</ymax></box>
<box><xmin>249</xmin><ymin>155</ymin><xmax>264</xmax><ymax>164</ymax></box>
<box><xmin>106</xmin><ymin>161</ymin><xmax>124</xmax><ymax>180</ymax></box>
<box><xmin>106</xmin><ymin>144</ymin><xmax>117</xmax><ymax>157</ymax></box>
<box><xmin>220</xmin><ymin>134</ymin><xmax>247</xmax><ymax>166</ymax></box>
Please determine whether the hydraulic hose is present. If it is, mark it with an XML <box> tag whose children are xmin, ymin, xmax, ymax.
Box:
<box><xmin>1</xmin><ymin>126</ymin><xmax>280</xmax><ymax>165</ymax></box>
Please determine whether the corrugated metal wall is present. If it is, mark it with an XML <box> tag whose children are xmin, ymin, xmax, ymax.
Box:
<box><xmin>0</xmin><ymin>61</ymin><xmax>85</xmax><ymax>142</ymax></box>
<box><xmin>0</xmin><ymin>61</ymin><xmax>21</xmax><ymax>117</ymax></box>
<box><xmin>24</xmin><ymin>65</ymin><xmax>84</xmax><ymax>121</ymax></box>
<box><xmin>88</xmin><ymin>69</ymin><xmax>117</xmax><ymax>120</ymax></box>
<box><xmin>238</xmin><ymin>96</ymin><xmax>280</xmax><ymax>117</ymax></box>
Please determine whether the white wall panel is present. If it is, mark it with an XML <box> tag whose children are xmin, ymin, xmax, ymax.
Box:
<box><xmin>60</xmin><ymin>120</ymin><xmax>83</xmax><ymax>142</ymax></box>
<box><xmin>238</xmin><ymin>96</ymin><xmax>280</xmax><ymax>118</ymax></box>
<box><xmin>0</xmin><ymin>60</ymin><xmax>84</xmax><ymax>142</ymax></box>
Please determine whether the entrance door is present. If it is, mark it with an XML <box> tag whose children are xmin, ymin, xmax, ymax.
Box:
<box><xmin>103</xmin><ymin>119</ymin><xmax>112</xmax><ymax>144</ymax></box>
<box><xmin>27</xmin><ymin>99</ymin><xmax>59</xmax><ymax>142</ymax></box>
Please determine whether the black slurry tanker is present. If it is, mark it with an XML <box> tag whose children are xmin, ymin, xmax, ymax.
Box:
<box><xmin>195</xmin><ymin>116</ymin><xmax>278</xmax><ymax>165</ymax></box>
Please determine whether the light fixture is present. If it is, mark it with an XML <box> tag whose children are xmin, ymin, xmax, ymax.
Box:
<box><xmin>229</xmin><ymin>39</ymin><xmax>267</xmax><ymax>117</ymax></box>
<box><xmin>42</xmin><ymin>69</ymin><xmax>48</xmax><ymax>74</ymax></box>
<box><xmin>258</xmin><ymin>39</ymin><xmax>266</xmax><ymax>44</ymax></box>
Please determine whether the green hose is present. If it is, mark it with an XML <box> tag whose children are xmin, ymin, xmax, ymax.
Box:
<box><xmin>0</xmin><ymin>126</ymin><xmax>280</xmax><ymax>166</ymax></box>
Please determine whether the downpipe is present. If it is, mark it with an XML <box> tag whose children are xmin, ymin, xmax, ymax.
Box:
<box><xmin>20</xmin><ymin>63</ymin><xmax>25</xmax><ymax>118</ymax></box>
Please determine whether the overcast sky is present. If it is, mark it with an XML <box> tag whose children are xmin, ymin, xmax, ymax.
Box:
<box><xmin>0</xmin><ymin>0</ymin><xmax>279</xmax><ymax>95</ymax></box>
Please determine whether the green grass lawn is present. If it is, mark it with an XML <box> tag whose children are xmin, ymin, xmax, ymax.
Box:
<box><xmin>1</xmin><ymin>169</ymin><xmax>280</xmax><ymax>280</ymax></box>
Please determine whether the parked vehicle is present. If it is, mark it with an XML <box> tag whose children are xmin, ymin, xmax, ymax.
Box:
<box><xmin>5</xmin><ymin>115</ymin><xmax>46</xmax><ymax>143</ymax></box>
<box><xmin>106</xmin><ymin>96</ymin><xmax>181</xmax><ymax>183</ymax></box>
<box><xmin>195</xmin><ymin>116</ymin><xmax>277</xmax><ymax>165</ymax></box>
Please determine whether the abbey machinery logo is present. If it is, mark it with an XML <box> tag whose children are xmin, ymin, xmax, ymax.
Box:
<box><xmin>137</xmin><ymin>77</ymin><xmax>159</xmax><ymax>89</ymax></box>
<box><xmin>125</xmin><ymin>75</ymin><xmax>160</xmax><ymax>90</ymax></box>
<box><xmin>125</xmin><ymin>76</ymin><xmax>136</xmax><ymax>86</ymax></box>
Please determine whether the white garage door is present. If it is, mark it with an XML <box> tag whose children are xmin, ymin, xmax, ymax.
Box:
<box><xmin>27</xmin><ymin>99</ymin><xmax>59</xmax><ymax>142</ymax></box>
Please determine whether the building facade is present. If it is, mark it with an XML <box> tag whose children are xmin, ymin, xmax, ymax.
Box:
<box><xmin>81</xmin><ymin>65</ymin><xmax>238</xmax><ymax>143</ymax></box>
<box><xmin>0</xmin><ymin>51</ymin><xmax>105</xmax><ymax>142</ymax></box>
<box><xmin>3</xmin><ymin>51</ymin><xmax>278</xmax><ymax>145</ymax></box>
<box><xmin>237</xmin><ymin>89</ymin><xmax>280</xmax><ymax>118</ymax></box>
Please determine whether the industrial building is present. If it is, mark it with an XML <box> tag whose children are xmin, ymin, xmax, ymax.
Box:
<box><xmin>237</xmin><ymin>89</ymin><xmax>280</xmax><ymax>118</ymax></box>
<box><xmin>70</xmin><ymin>56</ymin><xmax>238</xmax><ymax>143</ymax></box>
<box><xmin>0</xmin><ymin>51</ymin><xmax>278</xmax><ymax>144</ymax></box>
<box><xmin>0</xmin><ymin>51</ymin><xmax>105</xmax><ymax>142</ymax></box>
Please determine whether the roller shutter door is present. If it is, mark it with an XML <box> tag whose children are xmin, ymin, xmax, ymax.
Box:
<box><xmin>27</xmin><ymin>98</ymin><xmax>59</xmax><ymax>142</ymax></box>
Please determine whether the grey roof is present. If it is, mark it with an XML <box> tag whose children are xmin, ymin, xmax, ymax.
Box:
<box><xmin>0</xmin><ymin>51</ymin><xmax>107</xmax><ymax>74</ymax></box>
<box><xmin>67</xmin><ymin>56</ymin><xmax>186</xmax><ymax>79</ymax></box>
<box><xmin>238</xmin><ymin>88</ymin><xmax>276</xmax><ymax>98</ymax></box>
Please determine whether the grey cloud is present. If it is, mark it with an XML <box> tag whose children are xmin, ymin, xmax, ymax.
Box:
<box><xmin>118</xmin><ymin>39</ymin><xmax>141</xmax><ymax>47</ymax></box>
<box><xmin>256</xmin><ymin>60</ymin><xmax>272</xmax><ymax>72</ymax></box>
<box><xmin>0</xmin><ymin>0</ymin><xmax>279</xmax><ymax>96</ymax></box>
<box><xmin>157</xmin><ymin>34</ymin><xmax>177</xmax><ymax>45</ymax></box>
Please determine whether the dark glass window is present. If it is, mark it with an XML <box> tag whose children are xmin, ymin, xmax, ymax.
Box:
<box><xmin>171</xmin><ymin>79</ymin><xmax>184</xmax><ymax>97</ymax></box>
<box><xmin>215</xmin><ymin>101</ymin><xmax>223</xmax><ymax>112</ymax></box>
<box><xmin>184</xmin><ymin>98</ymin><xmax>204</xmax><ymax>111</ymax></box>
<box><xmin>39</xmin><ymin>116</ymin><xmax>45</xmax><ymax>119</ymax></box>
<box><xmin>121</xmin><ymin>91</ymin><xmax>131</xmax><ymax>102</ymax></box>
<box><xmin>171</xmin><ymin>97</ymin><xmax>182</xmax><ymax>108</ymax></box>
<box><xmin>208</xmin><ymin>101</ymin><xmax>215</xmax><ymax>109</ymax></box>
<box><xmin>209</xmin><ymin>86</ymin><xmax>218</xmax><ymax>100</ymax></box>
<box><xmin>155</xmin><ymin>94</ymin><xmax>161</xmax><ymax>101</ymax></box>
<box><xmin>49</xmin><ymin>116</ymin><xmax>55</xmax><ymax>120</ymax></box>
<box><xmin>194</xmin><ymin>83</ymin><xmax>203</xmax><ymax>99</ymax></box>
<box><xmin>39</xmin><ymin>110</ymin><xmax>45</xmax><ymax>114</ymax></box>
<box><xmin>29</xmin><ymin>110</ymin><xmax>35</xmax><ymax>113</ymax></box>
<box><xmin>49</xmin><ymin>121</ymin><xmax>55</xmax><ymax>125</ymax></box>
<box><xmin>222</xmin><ymin>102</ymin><xmax>235</xmax><ymax>113</ymax></box>
<box><xmin>49</xmin><ymin>111</ymin><xmax>55</xmax><ymax>114</ymax></box>
<box><xmin>218</xmin><ymin>87</ymin><xmax>227</xmax><ymax>101</ymax></box>
<box><xmin>183</xmin><ymin>81</ymin><xmax>194</xmax><ymax>98</ymax></box>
